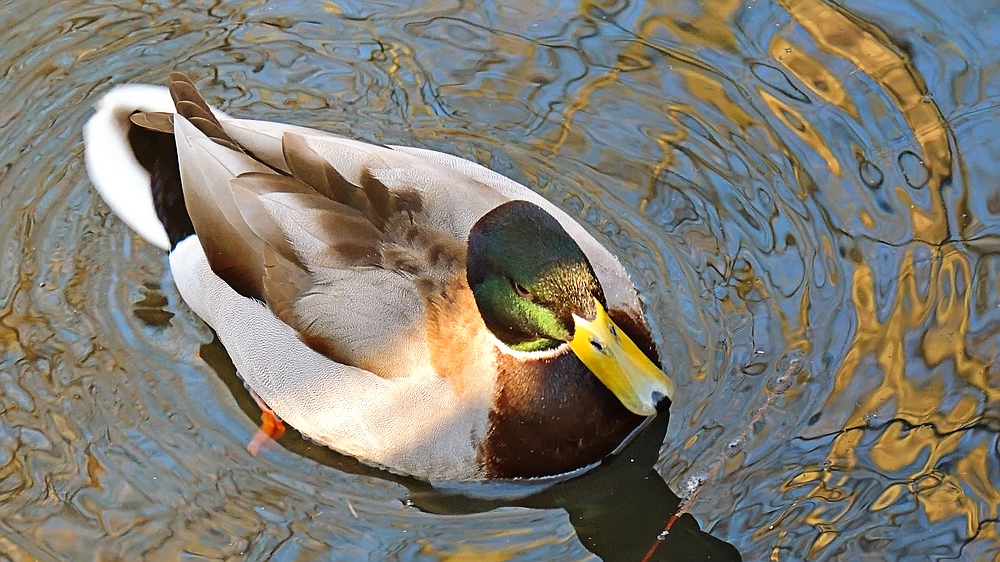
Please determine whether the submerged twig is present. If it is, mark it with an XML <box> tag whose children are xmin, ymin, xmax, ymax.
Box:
<box><xmin>641</xmin><ymin>357</ymin><xmax>799</xmax><ymax>561</ymax></box>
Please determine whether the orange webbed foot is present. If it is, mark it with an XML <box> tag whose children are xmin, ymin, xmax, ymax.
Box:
<box><xmin>246</xmin><ymin>389</ymin><xmax>285</xmax><ymax>456</ymax></box>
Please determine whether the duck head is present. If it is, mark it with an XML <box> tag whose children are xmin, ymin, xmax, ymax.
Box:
<box><xmin>466</xmin><ymin>200</ymin><xmax>675</xmax><ymax>416</ymax></box>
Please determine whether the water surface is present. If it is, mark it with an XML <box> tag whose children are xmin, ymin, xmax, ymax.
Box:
<box><xmin>1</xmin><ymin>0</ymin><xmax>999</xmax><ymax>560</ymax></box>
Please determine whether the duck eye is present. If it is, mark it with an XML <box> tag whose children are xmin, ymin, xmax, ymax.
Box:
<box><xmin>511</xmin><ymin>279</ymin><xmax>531</xmax><ymax>298</ymax></box>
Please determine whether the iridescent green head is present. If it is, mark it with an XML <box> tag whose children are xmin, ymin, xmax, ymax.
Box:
<box><xmin>466</xmin><ymin>200</ymin><xmax>604</xmax><ymax>352</ymax></box>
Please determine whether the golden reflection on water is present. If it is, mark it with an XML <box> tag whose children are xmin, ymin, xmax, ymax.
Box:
<box><xmin>759</xmin><ymin>88</ymin><xmax>842</xmax><ymax>178</ymax></box>
<box><xmin>3</xmin><ymin>0</ymin><xmax>1000</xmax><ymax>559</ymax></box>
<box><xmin>789</xmin><ymin>243</ymin><xmax>997</xmax><ymax>554</ymax></box>
<box><xmin>770</xmin><ymin>35</ymin><xmax>859</xmax><ymax>121</ymax></box>
<box><xmin>625</xmin><ymin>0</ymin><xmax>1000</xmax><ymax>558</ymax></box>
<box><xmin>777</xmin><ymin>0</ymin><xmax>953</xmax><ymax>243</ymax></box>
<box><xmin>632</xmin><ymin>0</ymin><xmax>742</xmax><ymax>53</ymax></box>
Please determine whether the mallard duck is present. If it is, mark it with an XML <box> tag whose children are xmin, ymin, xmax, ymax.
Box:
<box><xmin>84</xmin><ymin>72</ymin><xmax>674</xmax><ymax>481</ymax></box>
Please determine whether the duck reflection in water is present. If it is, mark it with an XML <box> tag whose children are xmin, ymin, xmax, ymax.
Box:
<box><xmin>411</xmin><ymin>412</ymin><xmax>742</xmax><ymax>562</ymax></box>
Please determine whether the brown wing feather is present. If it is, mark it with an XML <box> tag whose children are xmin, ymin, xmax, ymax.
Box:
<box><xmin>281</xmin><ymin>132</ymin><xmax>380</xmax><ymax>220</ymax></box>
<box><xmin>168</xmin><ymin>72</ymin><xmax>475</xmax><ymax>370</ymax></box>
<box><xmin>173</xmin><ymin>122</ymin><xmax>270</xmax><ymax>297</ymax></box>
<box><xmin>228</xmin><ymin>176</ymin><xmax>305</xmax><ymax>269</ymax></box>
<box><xmin>229</xmin><ymin>172</ymin><xmax>383</xmax><ymax>269</ymax></box>
<box><xmin>359</xmin><ymin>168</ymin><xmax>393</xmax><ymax>230</ymax></box>
<box><xmin>169</xmin><ymin>72</ymin><xmax>244</xmax><ymax>153</ymax></box>
<box><xmin>261</xmin><ymin>244</ymin><xmax>312</xmax><ymax>328</ymax></box>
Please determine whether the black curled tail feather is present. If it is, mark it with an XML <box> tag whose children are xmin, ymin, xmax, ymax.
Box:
<box><xmin>126</xmin><ymin>115</ymin><xmax>194</xmax><ymax>248</ymax></box>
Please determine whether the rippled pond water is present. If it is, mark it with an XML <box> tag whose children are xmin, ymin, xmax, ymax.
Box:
<box><xmin>2</xmin><ymin>0</ymin><xmax>1000</xmax><ymax>560</ymax></box>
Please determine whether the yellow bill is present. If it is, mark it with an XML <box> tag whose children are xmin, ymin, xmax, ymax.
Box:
<box><xmin>569</xmin><ymin>298</ymin><xmax>675</xmax><ymax>416</ymax></box>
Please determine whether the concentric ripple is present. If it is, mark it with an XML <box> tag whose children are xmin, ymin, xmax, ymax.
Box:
<box><xmin>1</xmin><ymin>1</ymin><xmax>999</xmax><ymax>560</ymax></box>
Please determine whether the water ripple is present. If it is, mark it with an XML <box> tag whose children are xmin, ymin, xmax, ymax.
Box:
<box><xmin>2</xmin><ymin>0</ymin><xmax>1000</xmax><ymax>560</ymax></box>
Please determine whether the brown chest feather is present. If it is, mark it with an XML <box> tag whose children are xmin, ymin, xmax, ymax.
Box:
<box><xmin>479</xmin><ymin>347</ymin><xmax>645</xmax><ymax>479</ymax></box>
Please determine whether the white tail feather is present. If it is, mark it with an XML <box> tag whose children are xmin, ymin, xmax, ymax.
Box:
<box><xmin>84</xmin><ymin>84</ymin><xmax>176</xmax><ymax>250</ymax></box>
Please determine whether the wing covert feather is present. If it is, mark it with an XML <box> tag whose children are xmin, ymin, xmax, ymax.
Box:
<box><xmin>174</xmin><ymin>117</ymin><xmax>272</xmax><ymax>297</ymax></box>
<box><xmin>261</xmin><ymin>244</ymin><xmax>311</xmax><ymax>329</ymax></box>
